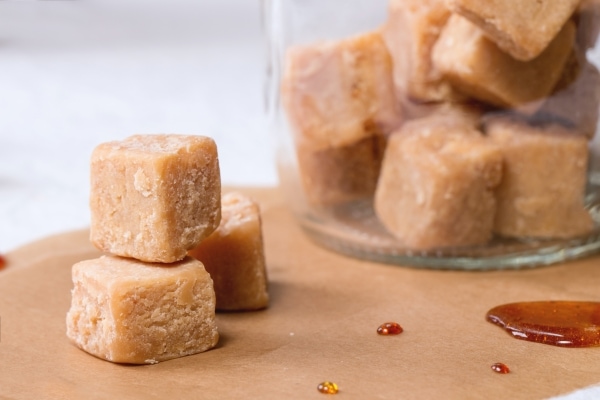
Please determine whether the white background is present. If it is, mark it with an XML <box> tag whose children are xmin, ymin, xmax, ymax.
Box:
<box><xmin>0</xmin><ymin>0</ymin><xmax>276</xmax><ymax>252</ymax></box>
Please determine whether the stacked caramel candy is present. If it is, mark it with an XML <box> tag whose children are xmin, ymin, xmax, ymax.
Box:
<box><xmin>66</xmin><ymin>135</ymin><xmax>268</xmax><ymax>364</ymax></box>
<box><xmin>283</xmin><ymin>0</ymin><xmax>600</xmax><ymax>250</ymax></box>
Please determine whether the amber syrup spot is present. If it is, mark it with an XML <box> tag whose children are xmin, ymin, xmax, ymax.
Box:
<box><xmin>0</xmin><ymin>254</ymin><xmax>6</xmax><ymax>271</ymax></box>
<box><xmin>491</xmin><ymin>363</ymin><xmax>510</xmax><ymax>374</ymax></box>
<box><xmin>377</xmin><ymin>322</ymin><xmax>403</xmax><ymax>335</ymax></box>
<box><xmin>486</xmin><ymin>301</ymin><xmax>600</xmax><ymax>347</ymax></box>
<box><xmin>317</xmin><ymin>381</ymin><xmax>339</xmax><ymax>395</ymax></box>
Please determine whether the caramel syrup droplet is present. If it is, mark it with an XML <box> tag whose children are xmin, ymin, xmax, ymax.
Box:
<box><xmin>317</xmin><ymin>382</ymin><xmax>339</xmax><ymax>394</ymax></box>
<box><xmin>491</xmin><ymin>363</ymin><xmax>510</xmax><ymax>374</ymax></box>
<box><xmin>377</xmin><ymin>322</ymin><xmax>403</xmax><ymax>335</ymax></box>
<box><xmin>486</xmin><ymin>301</ymin><xmax>600</xmax><ymax>347</ymax></box>
<box><xmin>0</xmin><ymin>254</ymin><xmax>6</xmax><ymax>271</ymax></box>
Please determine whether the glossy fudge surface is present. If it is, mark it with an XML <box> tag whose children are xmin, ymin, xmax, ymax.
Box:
<box><xmin>66</xmin><ymin>255</ymin><xmax>219</xmax><ymax>364</ymax></box>
<box><xmin>90</xmin><ymin>134</ymin><xmax>221</xmax><ymax>263</ymax></box>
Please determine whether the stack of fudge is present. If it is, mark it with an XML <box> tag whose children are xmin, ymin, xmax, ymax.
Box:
<box><xmin>282</xmin><ymin>0</ymin><xmax>600</xmax><ymax>250</ymax></box>
<box><xmin>66</xmin><ymin>135</ymin><xmax>269</xmax><ymax>364</ymax></box>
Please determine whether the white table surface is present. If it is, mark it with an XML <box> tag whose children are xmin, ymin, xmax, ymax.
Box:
<box><xmin>0</xmin><ymin>1</ymin><xmax>599</xmax><ymax>399</ymax></box>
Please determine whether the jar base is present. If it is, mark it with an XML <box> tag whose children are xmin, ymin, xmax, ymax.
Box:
<box><xmin>296</xmin><ymin>198</ymin><xmax>600</xmax><ymax>270</ymax></box>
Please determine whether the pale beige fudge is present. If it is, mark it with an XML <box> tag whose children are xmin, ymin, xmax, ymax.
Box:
<box><xmin>66</xmin><ymin>255</ymin><xmax>219</xmax><ymax>364</ymax></box>
<box><xmin>281</xmin><ymin>31</ymin><xmax>401</xmax><ymax>151</ymax></box>
<box><xmin>295</xmin><ymin>134</ymin><xmax>386</xmax><ymax>206</ymax></box>
<box><xmin>374</xmin><ymin>116</ymin><xmax>502</xmax><ymax>250</ymax></box>
<box><xmin>536</xmin><ymin>62</ymin><xmax>600</xmax><ymax>138</ymax></box>
<box><xmin>281</xmin><ymin>31</ymin><xmax>398</xmax><ymax>206</ymax></box>
<box><xmin>577</xmin><ymin>0</ymin><xmax>600</xmax><ymax>50</ymax></box>
<box><xmin>447</xmin><ymin>0</ymin><xmax>580</xmax><ymax>61</ymax></box>
<box><xmin>189</xmin><ymin>192</ymin><xmax>269</xmax><ymax>311</ymax></box>
<box><xmin>433</xmin><ymin>15</ymin><xmax>575</xmax><ymax>111</ymax></box>
<box><xmin>90</xmin><ymin>134</ymin><xmax>221</xmax><ymax>263</ymax></box>
<box><xmin>485</xmin><ymin>115</ymin><xmax>593</xmax><ymax>239</ymax></box>
<box><xmin>383</xmin><ymin>0</ymin><xmax>462</xmax><ymax>102</ymax></box>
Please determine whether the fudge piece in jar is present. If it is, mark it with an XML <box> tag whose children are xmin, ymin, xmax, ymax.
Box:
<box><xmin>66</xmin><ymin>256</ymin><xmax>219</xmax><ymax>364</ymax></box>
<box><xmin>432</xmin><ymin>15</ymin><xmax>575</xmax><ymax>111</ymax></box>
<box><xmin>281</xmin><ymin>30</ymin><xmax>401</xmax><ymax>150</ymax></box>
<box><xmin>295</xmin><ymin>134</ymin><xmax>387</xmax><ymax>206</ymax></box>
<box><xmin>281</xmin><ymin>31</ymin><xmax>401</xmax><ymax>206</ymax></box>
<box><xmin>485</xmin><ymin>114</ymin><xmax>593</xmax><ymax>239</ymax></box>
<box><xmin>446</xmin><ymin>0</ymin><xmax>580</xmax><ymax>61</ymax></box>
<box><xmin>382</xmin><ymin>0</ymin><xmax>462</xmax><ymax>102</ymax></box>
<box><xmin>90</xmin><ymin>134</ymin><xmax>221</xmax><ymax>263</ymax></box>
<box><xmin>374</xmin><ymin>114</ymin><xmax>503</xmax><ymax>250</ymax></box>
<box><xmin>189</xmin><ymin>192</ymin><xmax>269</xmax><ymax>311</ymax></box>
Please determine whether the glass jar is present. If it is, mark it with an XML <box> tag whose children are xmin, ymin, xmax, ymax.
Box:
<box><xmin>264</xmin><ymin>0</ymin><xmax>600</xmax><ymax>269</ymax></box>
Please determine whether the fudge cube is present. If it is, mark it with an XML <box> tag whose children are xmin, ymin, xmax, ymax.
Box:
<box><xmin>90</xmin><ymin>134</ymin><xmax>221</xmax><ymax>263</ymax></box>
<box><xmin>281</xmin><ymin>31</ymin><xmax>401</xmax><ymax>207</ymax></box>
<box><xmin>374</xmin><ymin>116</ymin><xmax>502</xmax><ymax>250</ymax></box>
<box><xmin>536</xmin><ymin>62</ymin><xmax>600</xmax><ymax>138</ymax></box>
<box><xmin>486</xmin><ymin>115</ymin><xmax>593</xmax><ymax>239</ymax></box>
<box><xmin>296</xmin><ymin>134</ymin><xmax>387</xmax><ymax>206</ymax></box>
<box><xmin>447</xmin><ymin>0</ymin><xmax>580</xmax><ymax>61</ymax></box>
<box><xmin>433</xmin><ymin>15</ymin><xmax>575</xmax><ymax>110</ymax></box>
<box><xmin>189</xmin><ymin>192</ymin><xmax>269</xmax><ymax>311</ymax></box>
<box><xmin>66</xmin><ymin>256</ymin><xmax>219</xmax><ymax>364</ymax></box>
<box><xmin>281</xmin><ymin>31</ymin><xmax>401</xmax><ymax>150</ymax></box>
<box><xmin>382</xmin><ymin>0</ymin><xmax>462</xmax><ymax>102</ymax></box>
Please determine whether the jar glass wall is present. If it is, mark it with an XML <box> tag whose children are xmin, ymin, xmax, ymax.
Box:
<box><xmin>265</xmin><ymin>0</ymin><xmax>600</xmax><ymax>269</ymax></box>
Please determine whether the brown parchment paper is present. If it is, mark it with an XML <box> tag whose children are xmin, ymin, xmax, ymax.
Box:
<box><xmin>1</xmin><ymin>187</ymin><xmax>600</xmax><ymax>400</ymax></box>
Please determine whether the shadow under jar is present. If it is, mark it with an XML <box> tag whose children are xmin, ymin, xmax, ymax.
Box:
<box><xmin>264</xmin><ymin>0</ymin><xmax>600</xmax><ymax>270</ymax></box>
